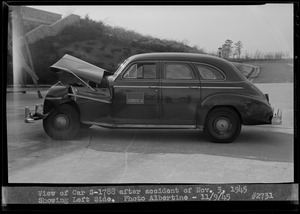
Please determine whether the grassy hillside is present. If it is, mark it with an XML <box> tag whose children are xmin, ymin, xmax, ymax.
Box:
<box><xmin>17</xmin><ymin>16</ymin><xmax>204</xmax><ymax>84</ymax></box>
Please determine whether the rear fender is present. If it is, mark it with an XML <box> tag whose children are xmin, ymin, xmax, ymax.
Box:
<box><xmin>196</xmin><ymin>93</ymin><xmax>272</xmax><ymax>126</ymax></box>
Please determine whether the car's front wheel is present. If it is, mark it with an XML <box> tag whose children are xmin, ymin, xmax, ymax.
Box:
<box><xmin>204</xmin><ymin>107</ymin><xmax>241</xmax><ymax>143</ymax></box>
<box><xmin>43</xmin><ymin>104</ymin><xmax>80</xmax><ymax>140</ymax></box>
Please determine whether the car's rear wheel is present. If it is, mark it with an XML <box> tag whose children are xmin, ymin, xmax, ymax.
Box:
<box><xmin>43</xmin><ymin>104</ymin><xmax>80</xmax><ymax>140</ymax></box>
<box><xmin>204</xmin><ymin>107</ymin><xmax>241</xmax><ymax>143</ymax></box>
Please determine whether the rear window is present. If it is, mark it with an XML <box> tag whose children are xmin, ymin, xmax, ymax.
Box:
<box><xmin>196</xmin><ymin>64</ymin><xmax>225</xmax><ymax>80</ymax></box>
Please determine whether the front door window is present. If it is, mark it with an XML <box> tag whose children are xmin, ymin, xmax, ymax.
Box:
<box><xmin>123</xmin><ymin>63</ymin><xmax>157</xmax><ymax>79</ymax></box>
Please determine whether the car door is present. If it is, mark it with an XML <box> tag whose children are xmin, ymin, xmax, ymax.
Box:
<box><xmin>161</xmin><ymin>61</ymin><xmax>201</xmax><ymax>125</ymax></box>
<box><xmin>112</xmin><ymin>61</ymin><xmax>160</xmax><ymax>124</ymax></box>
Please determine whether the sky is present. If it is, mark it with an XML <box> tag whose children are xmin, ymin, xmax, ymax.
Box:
<box><xmin>28</xmin><ymin>4</ymin><xmax>294</xmax><ymax>57</ymax></box>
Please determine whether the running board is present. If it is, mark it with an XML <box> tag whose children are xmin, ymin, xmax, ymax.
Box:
<box><xmin>81</xmin><ymin>121</ymin><xmax>201</xmax><ymax>129</ymax></box>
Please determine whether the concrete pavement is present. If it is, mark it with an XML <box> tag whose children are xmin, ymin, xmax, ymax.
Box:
<box><xmin>8</xmin><ymin>146</ymin><xmax>293</xmax><ymax>183</ymax></box>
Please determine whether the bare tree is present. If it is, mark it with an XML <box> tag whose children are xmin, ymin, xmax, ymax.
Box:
<box><xmin>221</xmin><ymin>39</ymin><xmax>233</xmax><ymax>58</ymax></box>
<box><xmin>244</xmin><ymin>51</ymin><xmax>251</xmax><ymax>59</ymax></box>
<box><xmin>284</xmin><ymin>51</ymin><xmax>290</xmax><ymax>59</ymax></box>
<box><xmin>254</xmin><ymin>50</ymin><xmax>262</xmax><ymax>59</ymax></box>
<box><xmin>264</xmin><ymin>52</ymin><xmax>274</xmax><ymax>60</ymax></box>
<box><xmin>234</xmin><ymin>41</ymin><xmax>243</xmax><ymax>59</ymax></box>
<box><xmin>274</xmin><ymin>51</ymin><xmax>284</xmax><ymax>60</ymax></box>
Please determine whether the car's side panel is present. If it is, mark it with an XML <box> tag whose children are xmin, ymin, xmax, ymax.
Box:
<box><xmin>77</xmin><ymin>99</ymin><xmax>111</xmax><ymax>124</ymax></box>
<box><xmin>196</xmin><ymin>93</ymin><xmax>273</xmax><ymax>127</ymax></box>
<box><xmin>112</xmin><ymin>80</ymin><xmax>160</xmax><ymax>124</ymax></box>
<box><xmin>112</xmin><ymin>61</ymin><xmax>160</xmax><ymax>124</ymax></box>
<box><xmin>73</xmin><ymin>87</ymin><xmax>112</xmax><ymax>123</ymax></box>
<box><xmin>161</xmin><ymin>81</ymin><xmax>201</xmax><ymax>125</ymax></box>
<box><xmin>161</xmin><ymin>62</ymin><xmax>201</xmax><ymax>125</ymax></box>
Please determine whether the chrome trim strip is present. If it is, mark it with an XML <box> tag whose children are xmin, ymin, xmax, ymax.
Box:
<box><xmin>114</xmin><ymin>85</ymin><xmax>241</xmax><ymax>90</ymax></box>
<box><xmin>68</xmin><ymin>94</ymin><xmax>111</xmax><ymax>103</ymax></box>
<box><xmin>201</xmin><ymin>80</ymin><xmax>247</xmax><ymax>84</ymax></box>
<box><xmin>115</xmin><ymin>85</ymin><xmax>199</xmax><ymax>89</ymax></box>
<box><xmin>81</xmin><ymin>121</ymin><xmax>196</xmax><ymax>128</ymax></box>
<box><xmin>114</xmin><ymin>85</ymin><xmax>150</xmax><ymax>88</ymax></box>
<box><xmin>45</xmin><ymin>97</ymin><xmax>63</xmax><ymax>100</ymax></box>
<box><xmin>161</xmin><ymin>86</ymin><xmax>199</xmax><ymax>89</ymax></box>
<box><xmin>201</xmin><ymin>87</ymin><xmax>243</xmax><ymax>89</ymax></box>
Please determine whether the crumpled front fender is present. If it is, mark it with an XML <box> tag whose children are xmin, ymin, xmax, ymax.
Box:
<box><xmin>43</xmin><ymin>84</ymin><xmax>71</xmax><ymax>115</ymax></box>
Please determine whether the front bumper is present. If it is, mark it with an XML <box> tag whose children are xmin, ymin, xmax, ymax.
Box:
<box><xmin>271</xmin><ymin>108</ymin><xmax>282</xmax><ymax>125</ymax></box>
<box><xmin>25</xmin><ymin>104</ymin><xmax>47</xmax><ymax>123</ymax></box>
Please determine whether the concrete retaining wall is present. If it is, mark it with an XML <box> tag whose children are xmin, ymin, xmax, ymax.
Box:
<box><xmin>25</xmin><ymin>14</ymin><xmax>80</xmax><ymax>44</ymax></box>
<box><xmin>19</xmin><ymin>6</ymin><xmax>62</xmax><ymax>23</ymax></box>
<box><xmin>11</xmin><ymin>6</ymin><xmax>81</xmax><ymax>44</ymax></box>
<box><xmin>11</xmin><ymin>6</ymin><xmax>62</xmax><ymax>33</ymax></box>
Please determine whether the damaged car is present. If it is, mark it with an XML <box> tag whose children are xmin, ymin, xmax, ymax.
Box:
<box><xmin>25</xmin><ymin>53</ymin><xmax>282</xmax><ymax>143</ymax></box>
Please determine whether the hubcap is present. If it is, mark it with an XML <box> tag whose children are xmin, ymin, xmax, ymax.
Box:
<box><xmin>53</xmin><ymin>114</ymin><xmax>69</xmax><ymax>130</ymax></box>
<box><xmin>214</xmin><ymin>117</ymin><xmax>232</xmax><ymax>135</ymax></box>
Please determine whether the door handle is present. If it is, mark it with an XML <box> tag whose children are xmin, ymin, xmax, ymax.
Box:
<box><xmin>189</xmin><ymin>86</ymin><xmax>200</xmax><ymax>89</ymax></box>
<box><xmin>149</xmin><ymin>86</ymin><xmax>159</xmax><ymax>89</ymax></box>
<box><xmin>149</xmin><ymin>86</ymin><xmax>159</xmax><ymax>92</ymax></box>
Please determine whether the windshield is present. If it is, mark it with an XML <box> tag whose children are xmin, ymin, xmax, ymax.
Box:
<box><xmin>111</xmin><ymin>58</ymin><xmax>130</xmax><ymax>81</ymax></box>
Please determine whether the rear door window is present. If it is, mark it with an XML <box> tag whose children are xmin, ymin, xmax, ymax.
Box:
<box><xmin>163</xmin><ymin>63</ymin><xmax>195</xmax><ymax>80</ymax></box>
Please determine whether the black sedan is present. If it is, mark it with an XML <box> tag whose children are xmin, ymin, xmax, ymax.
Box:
<box><xmin>25</xmin><ymin>53</ymin><xmax>282</xmax><ymax>143</ymax></box>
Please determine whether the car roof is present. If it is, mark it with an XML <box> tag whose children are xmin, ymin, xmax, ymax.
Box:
<box><xmin>127</xmin><ymin>52</ymin><xmax>246</xmax><ymax>81</ymax></box>
<box><xmin>129</xmin><ymin>52</ymin><xmax>220</xmax><ymax>62</ymax></box>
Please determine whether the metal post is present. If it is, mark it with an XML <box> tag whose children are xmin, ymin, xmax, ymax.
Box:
<box><xmin>218</xmin><ymin>47</ymin><xmax>222</xmax><ymax>58</ymax></box>
<box><xmin>13</xmin><ymin>6</ymin><xmax>43</xmax><ymax>98</ymax></box>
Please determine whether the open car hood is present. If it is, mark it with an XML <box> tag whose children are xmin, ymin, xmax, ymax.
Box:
<box><xmin>50</xmin><ymin>54</ymin><xmax>109</xmax><ymax>85</ymax></box>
